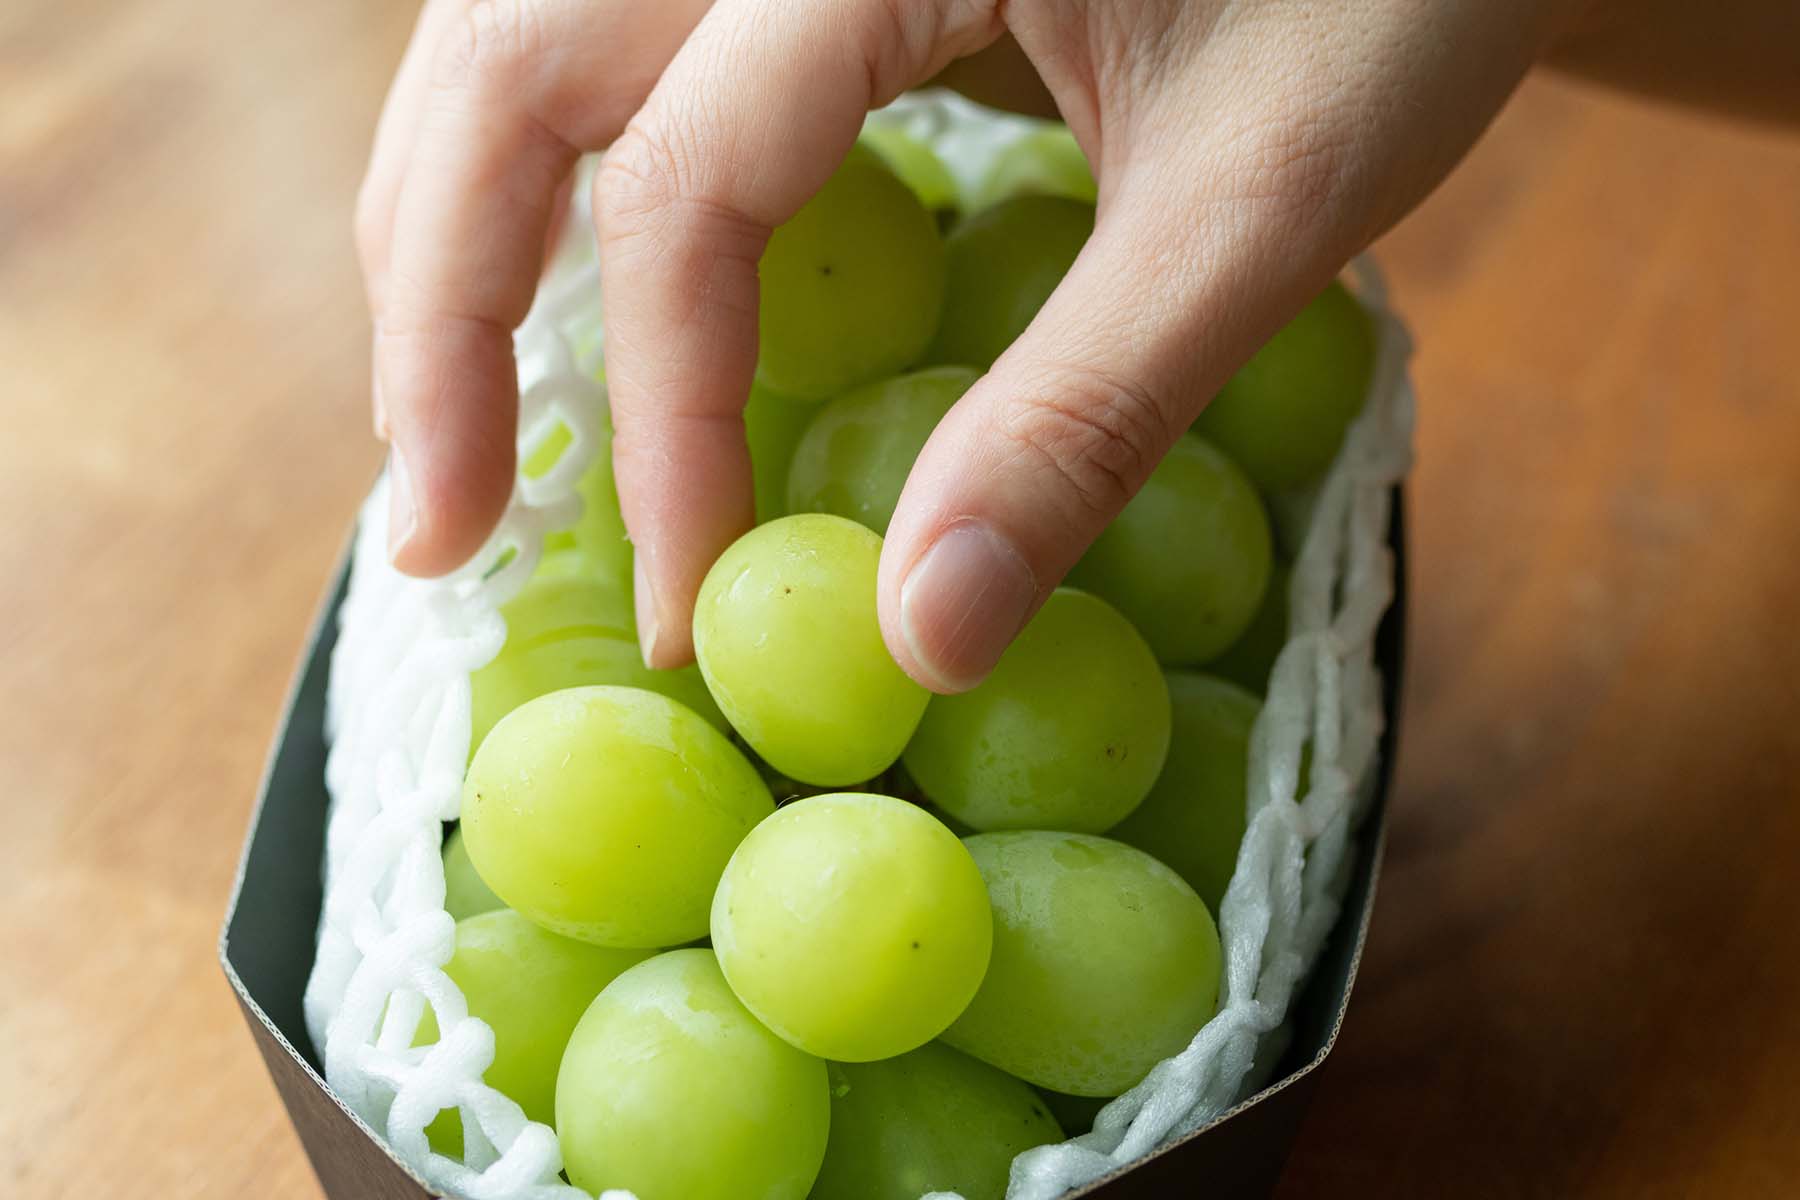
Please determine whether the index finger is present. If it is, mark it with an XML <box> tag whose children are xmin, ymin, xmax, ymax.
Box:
<box><xmin>377</xmin><ymin>0</ymin><xmax>705</xmax><ymax>576</ymax></box>
<box><xmin>595</xmin><ymin>0</ymin><xmax>1000</xmax><ymax>665</ymax></box>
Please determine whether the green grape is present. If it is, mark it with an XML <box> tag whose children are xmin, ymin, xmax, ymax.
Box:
<box><xmin>471</xmin><ymin>628</ymin><xmax>727</xmax><ymax>750</ymax></box>
<box><xmin>1205</xmin><ymin>563</ymin><xmax>1291</xmax><ymax>693</ymax></box>
<box><xmin>743</xmin><ymin>381</ymin><xmax>821</xmax><ymax>524</ymax></box>
<box><xmin>524</xmin><ymin>415</ymin><xmax>633</xmax><ymax>589</ymax></box>
<box><xmin>470</xmin><ymin>571</ymin><xmax>725</xmax><ymax>753</ymax></box>
<box><xmin>974</xmin><ymin>125</ymin><xmax>1097</xmax><ymax>210</ymax></box>
<box><xmin>944</xmin><ymin>832</ymin><xmax>1221</xmax><ymax>1097</ymax></box>
<box><xmin>442</xmin><ymin>827</ymin><xmax>502</xmax><ymax>921</ymax></box>
<box><xmin>557</xmin><ymin>949</ymin><xmax>830</xmax><ymax>1200</ymax></box>
<box><xmin>784</xmin><ymin>366</ymin><xmax>978</xmax><ymax>534</ymax></box>
<box><xmin>416</xmin><ymin>910</ymin><xmax>650</xmax><ymax>1157</ymax></box>
<box><xmin>925</xmin><ymin>194</ymin><xmax>1092</xmax><ymax>369</ymax></box>
<box><xmin>903</xmin><ymin>589</ymin><xmax>1170</xmax><ymax>833</ymax></box>
<box><xmin>711</xmin><ymin>793</ymin><xmax>992</xmax><ymax>1061</ymax></box>
<box><xmin>859</xmin><ymin>125</ymin><xmax>960</xmax><ymax>219</ymax></box>
<box><xmin>492</xmin><ymin>562</ymin><xmax>634</xmax><ymax>643</ymax></box>
<box><xmin>811</xmin><ymin>1042</ymin><xmax>1063</xmax><ymax>1200</ymax></box>
<box><xmin>1066</xmin><ymin>434</ymin><xmax>1273</xmax><ymax>665</ymax></box>
<box><xmin>1107</xmin><ymin>672</ymin><xmax>1259</xmax><ymax>915</ymax></box>
<box><xmin>1191</xmin><ymin>280</ymin><xmax>1377</xmax><ymax>492</ymax></box>
<box><xmin>462</xmin><ymin>686</ymin><xmax>773</xmax><ymax>947</ymax></box>
<box><xmin>758</xmin><ymin>151</ymin><xmax>946</xmax><ymax>399</ymax></box>
<box><xmin>1033</xmin><ymin>1088</ymin><xmax>1110</xmax><ymax>1134</ymax></box>
<box><xmin>693</xmin><ymin>514</ymin><xmax>928</xmax><ymax>785</ymax></box>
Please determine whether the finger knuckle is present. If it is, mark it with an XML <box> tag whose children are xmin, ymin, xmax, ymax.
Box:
<box><xmin>1001</xmin><ymin>363</ymin><xmax>1172</xmax><ymax>517</ymax></box>
<box><xmin>440</xmin><ymin>0</ymin><xmax>545</xmax><ymax>94</ymax></box>
<box><xmin>843</xmin><ymin>0</ymin><xmax>999</xmax><ymax>107</ymax></box>
<box><xmin>857</xmin><ymin>0</ymin><xmax>933</xmax><ymax>101</ymax></box>
<box><xmin>595</xmin><ymin>123</ymin><xmax>765</xmax><ymax>264</ymax></box>
<box><xmin>594</xmin><ymin>123</ymin><xmax>692</xmax><ymax>232</ymax></box>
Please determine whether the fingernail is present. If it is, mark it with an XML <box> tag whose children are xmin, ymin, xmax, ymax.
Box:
<box><xmin>899</xmin><ymin>521</ymin><xmax>1037</xmax><ymax>692</ymax></box>
<box><xmin>633</xmin><ymin>551</ymin><xmax>663</xmax><ymax>669</ymax></box>
<box><xmin>387</xmin><ymin>447</ymin><xmax>418</xmax><ymax>564</ymax></box>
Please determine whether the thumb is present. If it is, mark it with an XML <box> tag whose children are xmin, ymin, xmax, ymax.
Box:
<box><xmin>878</xmin><ymin>168</ymin><xmax>1353</xmax><ymax>693</ymax></box>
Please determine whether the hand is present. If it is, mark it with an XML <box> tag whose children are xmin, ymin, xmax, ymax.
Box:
<box><xmin>360</xmin><ymin>0</ymin><xmax>1578</xmax><ymax>689</ymax></box>
<box><xmin>354</xmin><ymin>0</ymin><xmax>712</xmax><ymax>567</ymax></box>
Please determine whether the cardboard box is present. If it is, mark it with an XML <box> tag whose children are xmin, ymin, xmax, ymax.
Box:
<box><xmin>221</xmin><ymin>498</ymin><xmax>1406</xmax><ymax>1199</ymax></box>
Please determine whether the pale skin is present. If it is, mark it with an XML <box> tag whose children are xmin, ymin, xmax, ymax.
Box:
<box><xmin>358</xmin><ymin>0</ymin><xmax>1799</xmax><ymax>692</ymax></box>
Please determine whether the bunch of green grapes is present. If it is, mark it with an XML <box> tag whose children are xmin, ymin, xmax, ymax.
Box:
<box><xmin>420</xmin><ymin>121</ymin><xmax>1376</xmax><ymax>1200</ymax></box>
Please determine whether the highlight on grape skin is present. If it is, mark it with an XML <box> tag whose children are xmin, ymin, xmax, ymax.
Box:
<box><xmin>371</xmin><ymin>109</ymin><xmax>1390</xmax><ymax>1200</ymax></box>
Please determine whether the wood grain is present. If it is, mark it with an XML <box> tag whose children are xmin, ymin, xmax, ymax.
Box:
<box><xmin>0</xmin><ymin>1</ymin><xmax>1795</xmax><ymax>1196</ymax></box>
<box><xmin>1280</xmin><ymin>81</ymin><xmax>1800</xmax><ymax>1200</ymax></box>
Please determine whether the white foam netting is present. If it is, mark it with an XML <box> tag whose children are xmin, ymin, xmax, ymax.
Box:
<box><xmin>302</xmin><ymin>91</ymin><xmax>1414</xmax><ymax>1200</ymax></box>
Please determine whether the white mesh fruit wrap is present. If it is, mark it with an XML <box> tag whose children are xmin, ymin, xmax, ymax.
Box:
<box><xmin>303</xmin><ymin>91</ymin><xmax>1414</xmax><ymax>1200</ymax></box>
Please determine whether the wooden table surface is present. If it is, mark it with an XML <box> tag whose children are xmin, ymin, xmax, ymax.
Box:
<box><xmin>3</xmin><ymin>1</ymin><xmax>1797</xmax><ymax>1196</ymax></box>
